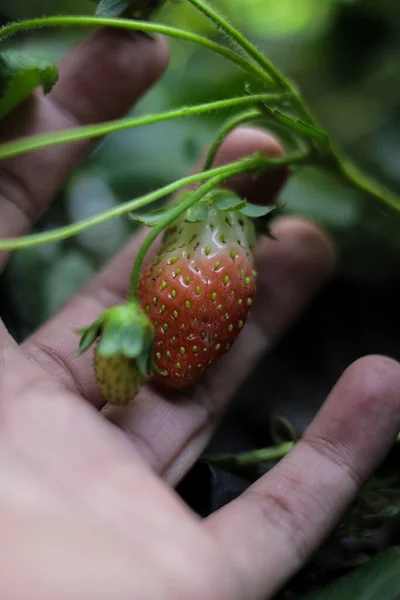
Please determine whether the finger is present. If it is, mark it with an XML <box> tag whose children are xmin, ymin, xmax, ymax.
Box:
<box><xmin>204</xmin><ymin>125</ymin><xmax>288</xmax><ymax>206</ymax></box>
<box><xmin>22</xmin><ymin>127</ymin><xmax>287</xmax><ymax>401</ymax></box>
<box><xmin>0</xmin><ymin>28</ymin><xmax>168</xmax><ymax>268</ymax></box>
<box><xmin>206</xmin><ymin>355</ymin><xmax>400</xmax><ymax>599</ymax></box>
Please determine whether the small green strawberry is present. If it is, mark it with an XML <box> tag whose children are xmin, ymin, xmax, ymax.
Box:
<box><xmin>77</xmin><ymin>303</ymin><xmax>154</xmax><ymax>404</ymax></box>
<box><xmin>137</xmin><ymin>191</ymin><xmax>263</xmax><ymax>390</ymax></box>
<box><xmin>94</xmin><ymin>350</ymin><xmax>143</xmax><ymax>405</ymax></box>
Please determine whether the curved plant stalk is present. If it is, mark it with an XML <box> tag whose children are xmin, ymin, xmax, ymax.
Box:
<box><xmin>204</xmin><ymin>442</ymin><xmax>295</xmax><ymax>467</ymax></box>
<box><xmin>207</xmin><ymin>430</ymin><xmax>400</xmax><ymax>468</ymax></box>
<box><xmin>186</xmin><ymin>0</ymin><xmax>315</xmax><ymax>123</ymax></box>
<box><xmin>187</xmin><ymin>0</ymin><xmax>287</xmax><ymax>88</ymax></box>
<box><xmin>187</xmin><ymin>0</ymin><xmax>400</xmax><ymax>213</ymax></box>
<box><xmin>0</xmin><ymin>93</ymin><xmax>289</xmax><ymax>161</ymax></box>
<box><xmin>0</xmin><ymin>4</ymin><xmax>398</xmax><ymax>233</ymax></box>
<box><xmin>0</xmin><ymin>151</ymin><xmax>309</xmax><ymax>252</ymax></box>
<box><xmin>0</xmin><ymin>16</ymin><xmax>270</xmax><ymax>83</ymax></box>
<box><xmin>203</xmin><ymin>109</ymin><xmax>262</xmax><ymax>171</ymax></box>
<box><xmin>331</xmin><ymin>152</ymin><xmax>400</xmax><ymax>215</ymax></box>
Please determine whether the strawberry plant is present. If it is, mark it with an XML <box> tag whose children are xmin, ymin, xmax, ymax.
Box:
<box><xmin>0</xmin><ymin>0</ymin><xmax>399</xmax><ymax>405</ymax></box>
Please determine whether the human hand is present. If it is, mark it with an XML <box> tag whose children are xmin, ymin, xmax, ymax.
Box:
<box><xmin>1</xmin><ymin>29</ymin><xmax>400</xmax><ymax>600</ymax></box>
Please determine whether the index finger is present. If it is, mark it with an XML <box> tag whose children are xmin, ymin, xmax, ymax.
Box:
<box><xmin>0</xmin><ymin>28</ymin><xmax>168</xmax><ymax>269</ymax></box>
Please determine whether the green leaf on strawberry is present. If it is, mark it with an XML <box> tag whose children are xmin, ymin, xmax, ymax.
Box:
<box><xmin>129</xmin><ymin>207</ymin><xmax>171</xmax><ymax>227</ymax></box>
<box><xmin>184</xmin><ymin>202</ymin><xmax>208</xmax><ymax>223</ymax></box>
<box><xmin>239</xmin><ymin>203</ymin><xmax>277</xmax><ymax>218</ymax></box>
<box><xmin>272</xmin><ymin>109</ymin><xmax>329</xmax><ymax>142</ymax></box>
<box><xmin>77</xmin><ymin>317</ymin><xmax>103</xmax><ymax>354</ymax></box>
<box><xmin>214</xmin><ymin>190</ymin><xmax>247</xmax><ymax>212</ymax></box>
<box><xmin>251</xmin><ymin>204</ymin><xmax>284</xmax><ymax>239</ymax></box>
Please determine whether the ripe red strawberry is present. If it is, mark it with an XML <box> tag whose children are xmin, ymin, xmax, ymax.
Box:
<box><xmin>137</xmin><ymin>203</ymin><xmax>257</xmax><ymax>389</ymax></box>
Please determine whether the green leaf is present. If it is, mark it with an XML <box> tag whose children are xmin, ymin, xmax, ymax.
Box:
<box><xmin>97</xmin><ymin>322</ymin><xmax>124</xmax><ymax>357</ymax></box>
<box><xmin>120</xmin><ymin>322</ymin><xmax>145</xmax><ymax>358</ymax></box>
<box><xmin>137</xmin><ymin>330</ymin><xmax>155</xmax><ymax>377</ymax></box>
<box><xmin>253</xmin><ymin>205</ymin><xmax>284</xmax><ymax>239</ymax></box>
<box><xmin>215</xmin><ymin>190</ymin><xmax>247</xmax><ymax>212</ymax></box>
<box><xmin>96</xmin><ymin>0</ymin><xmax>131</xmax><ymax>16</ymax></box>
<box><xmin>185</xmin><ymin>203</ymin><xmax>208</xmax><ymax>223</ymax></box>
<box><xmin>302</xmin><ymin>547</ymin><xmax>400</xmax><ymax>600</ymax></box>
<box><xmin>272</xmin><ymin>110</ymin><xmax>329</xmax><ymax>142</ymax></box>
<box><xmin>76</xmin><ymin>321</ymin><xmax>102</xmax><ymax>355</ymax></box>
<box><xmin>129</xmin><ymin>207</ymin><xmax>170</xmax><ymax>227</ymax></box>
<box><xmin>0</xmin><ymin>52</ymin><xmax>59</xmax><ymax>120</ymax></box>
<box><xmin>239</xmin><ymin>203</ymin><xmax>276</xmax><ymax>218</ymax></box>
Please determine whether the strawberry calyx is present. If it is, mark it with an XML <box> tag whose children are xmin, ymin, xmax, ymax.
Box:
<box><xmin>77</xmin><ymin>302</ymin><xmax>155</xmax><ymax>378</ymax></box>
<box><xmin>130</xmin><ymin>188</ymin><xmax>281</xmax><ymax>240</ymax></box>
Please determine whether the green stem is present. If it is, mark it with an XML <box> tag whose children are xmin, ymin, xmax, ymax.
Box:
<box><xmin>204</xmin><ymin>441</ymin><xmax>295</xmax><ymax>466</ymax></box>
<box><xmin>206</xmin><ymin>429</ymin><xmax>400</xmax><ymax>468</ymax></box>
<box><xmin>0</xmin><ymin>16</ymin><xmax>269</xmax><ymax>84</ymax></box>
<box><xmin>187</xmin><ymin>0</ymin><xmax>285</xmax><ymax>86</ymax></box>
<box><xmin>0</xmin><ymin>155</ymin><xmax>273</xmax><ymax>251</ymax></box>
<box><xmin>203</xmin><ymin>109</ymin><xmax>262</xmax><ymax>171</ymax></box>
<box><xmin>0</xmin><ymin>93</ymin><xmax>288</xmax><ymax>160</ymax></box>
<box><xmin>186</xmin><ymin>0</ymin><xmax>314</xmax><ymax>123</ymax></box>
<box><xmin>332</xmin><ymin>154</ymin><xmax>400</xmax><ymax>214</ymax></box>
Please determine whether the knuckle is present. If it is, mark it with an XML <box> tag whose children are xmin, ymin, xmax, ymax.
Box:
<box><xmin>244</xmin><ymin>474</ymin><xmax>324</xmax><ymax>563</ymax></box>
<box><xmin>301</xmin><ymin>432</ymin><xmax>363</xmax><ymax>489</ymax></box>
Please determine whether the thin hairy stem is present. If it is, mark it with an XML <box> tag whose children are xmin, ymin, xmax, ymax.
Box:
<box><xmin>0</xmin><ymin>156</ymin><xmax>268</xmax><ymax>251</ymax></box>
<box><xmin>333</xmin><ymin>154</ymin><xmax>400</xmax><ymax>214</ymax></box>
<box><xmin>0</xmin><ymin>94</ymin><xmax>288</xmax><ymax>160</ymax></box>
<box><xmin>186</xmin><ymin>0</ymin><xmax>314</xmax><ymax>123</ymax></box>
<box><xmin>203</xmin><ymin>109</ymin><xmax>262</xmax><ymax>171</ymax></box>
<box><xmin>0</xmin><ymin>16</ymin><xmax>270</xmax><ymax>83</ymax></box>
<box><xmin>186</xmin><ymin>0</ymin><xmax>285</xmax><ymax>86</ymax></box>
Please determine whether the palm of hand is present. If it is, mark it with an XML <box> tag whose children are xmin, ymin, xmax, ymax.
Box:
<box><xmin>0</xmin><ymin>27</ymin><xmax>399</xmax><ymax>600</ymax></box>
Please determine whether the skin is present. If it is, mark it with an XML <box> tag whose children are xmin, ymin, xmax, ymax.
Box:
<box><xmin>0</xmin><ymin>28</ymin><xmax>399</xmax><ymax>600</ymax></box>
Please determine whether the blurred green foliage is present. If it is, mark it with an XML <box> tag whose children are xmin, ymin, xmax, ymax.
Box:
<box><xmin>1</xmin><ymin>0</ymin><xmax>399</xmax><ymax>338</ymax></box>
